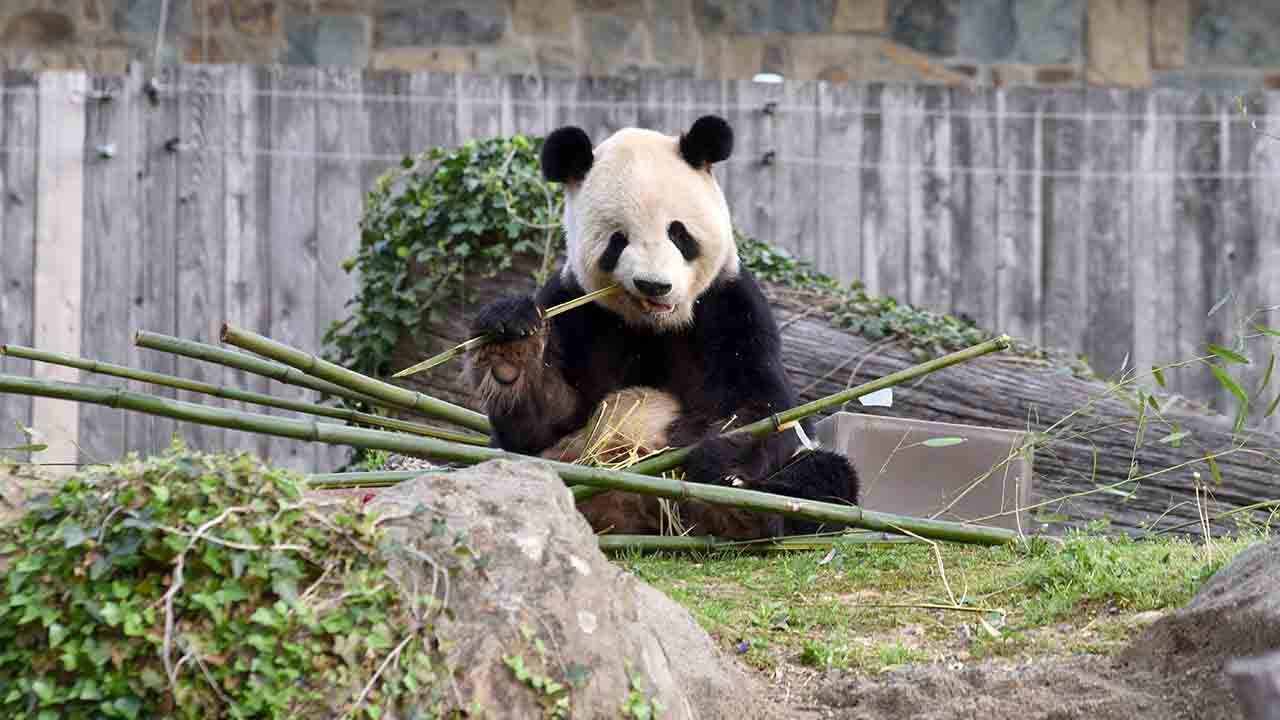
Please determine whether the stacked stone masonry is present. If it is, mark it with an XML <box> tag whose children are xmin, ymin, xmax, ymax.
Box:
<box><xmin>2</xmin><ymin>0</ymin><xmax>1280</xmax><ymax>90</ymax></box>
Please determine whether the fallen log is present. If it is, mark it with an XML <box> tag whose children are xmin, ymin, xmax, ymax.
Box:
<box><xmin>387</xmin><ymin>258</ymin><xmax>1280</xmax><ymax>537</ymax></box>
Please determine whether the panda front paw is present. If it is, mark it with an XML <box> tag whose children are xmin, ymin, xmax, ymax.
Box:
<box><xmin>471</xmin><ymin>296</ymin><xmax>544</xmax><ymax>341</ymax></box>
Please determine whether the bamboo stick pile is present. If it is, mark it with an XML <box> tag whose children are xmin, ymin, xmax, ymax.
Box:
<box><xmin>0</xmin><ymin>306</ymin><xmax>1017</xmax><ymax>549</ymax></box>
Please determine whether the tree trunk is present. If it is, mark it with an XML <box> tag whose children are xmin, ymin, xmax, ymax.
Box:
<box><xmin>390</xmin><ymin>260</ymin><xmax>1280</xmax><ymax>537</ymax></box>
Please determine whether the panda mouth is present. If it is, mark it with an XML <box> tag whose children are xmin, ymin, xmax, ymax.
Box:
<box><xmin>633</xmin><ymin>297</ymin><xmax>676</xmax><ymax>315</ymax></box>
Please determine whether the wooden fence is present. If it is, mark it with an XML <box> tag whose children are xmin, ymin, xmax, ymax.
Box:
<box><xmin>1</xmin><ymin>64</ymin><xmax>1278</xmax><ymax>474</ymax></box>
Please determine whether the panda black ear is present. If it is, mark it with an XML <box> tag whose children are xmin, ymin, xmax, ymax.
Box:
<box><xmin>679</xmin><ymin>115</ymin><xmax>733</xmax><ymax>169</ymax></box>
<box><xmin>541</xmin><ymin>126</ymin><xmax>594</xmax><ymax>183</ymax></box>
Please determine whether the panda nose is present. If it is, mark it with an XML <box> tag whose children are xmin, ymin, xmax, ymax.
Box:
<box><xmin>634</xmin><ymin>279</ymin><xmax>672</xmax><ymax>298</ymax></box>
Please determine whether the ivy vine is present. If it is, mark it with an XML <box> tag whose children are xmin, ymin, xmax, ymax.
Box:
<box><xmin>0</xmin><ymin>444</ymin><xmax>465</xmax><ymax>719</ymax></box>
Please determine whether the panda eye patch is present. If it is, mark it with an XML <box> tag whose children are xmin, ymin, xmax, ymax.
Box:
<box><xmin>598</xmin><ymin>231</ymin><xmax>629</xmax><ymax>273</ymax></box>
<box><xmin>668</xmin><ymin>221</ymin><xmax>700</xmax><ymax>261</ymax></box>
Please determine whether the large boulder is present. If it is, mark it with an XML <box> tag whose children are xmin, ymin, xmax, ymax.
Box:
<box><xmin>363</xmin><ymin>459</ymin><xmax>773</xmax><ymax>719</ymax></box>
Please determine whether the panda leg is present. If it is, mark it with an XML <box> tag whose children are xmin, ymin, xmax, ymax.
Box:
<box><xmin>755</xmin><ymin>450</ymin><xmax>861</xmax><ymax>536</ymax></box>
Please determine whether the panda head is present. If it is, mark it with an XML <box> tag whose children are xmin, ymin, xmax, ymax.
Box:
<box><xmin>541</xmin><ymin>115</ymin><xmax>738</xmax><ymax>331</ymax></box>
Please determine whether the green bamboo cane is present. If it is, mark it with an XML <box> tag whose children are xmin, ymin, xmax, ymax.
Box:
<box><xmin>391</xmin><ymin>284</ymin><xmax>624</xmax><ymax>379</ymax></box>
<box><xmin>0</xmin><ymin>373</ymin><xmax>1016</xmax><ymax>547</ymax></box>
<box><xmin>219</xmin><ymin>323</ymin><xmax>492</xmax><ymax>435</ymax></box>
<box><xmin>135</xmin><ymin>331</ymin><xmax>383</xmax><ymax>408</ymax></box>
<box><xmin>0</xmin><ymin>344</ymin><xmax>489</xmax><ymax>446</ymax></box>
<box><xmin>573</xmin><ymin>334</ymin><xmax>1013</xmax><ymax>502</ymax></box>
<box><xmin>309</xmin><ymin>470</ymin><xmax>427</xmax><ymax>487</ymax></box>
<box><xmin>595</xmin><ymin>533</ymin><xmax>923</xmax><ymax>554</ymax></box>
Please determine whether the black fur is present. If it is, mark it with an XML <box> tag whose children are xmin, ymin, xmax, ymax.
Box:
<box><xmin>667</xmin><ymin>221</ymin><xmax>700</xmax><ymax>260</ymax></box>
<box><xmin>678</xmin><ymin>115</ymin><xmax>734</xmax><ymax>169</ymax></box>
<box><xmin>597</xmin><ymin>231</ymin><xmax>628</xmax><ymax>273</ymax></box>
<box><xmin>470</xmin><ymin>296</ymin><xmax>542</xmax><ymax>339</ymax></box>
<box><xmin>541</xmin><ymin>126</ymin><xmax>594</xmax><ymax>183</ymax></box>
<box><xmin>471</xmin><ymin>265</ymin><xmax>861</xmax><ymax>538</ymax></box>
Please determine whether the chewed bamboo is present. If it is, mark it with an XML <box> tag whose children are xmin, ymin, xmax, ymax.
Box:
<box><xmin>0</xmin><ymin>372</ymin><xmax>1017</xmax><ymax>547</ymax></box>
<box><xmin>391</xmin><ymin>284</ymin><xmax>624</xmax><ymax>379</ymax></box>
<box><xmin>594</xmin><ymin>533</ymin><xmax>923</xmax><ymax>554</ymax></box>
<box><xmin>219</xmin><ymin>323</ymin><xmax>492</xmax><ymax>435</ymax></box>
<box><xmin>0</xmin><ymin>344</ymin><xmax>488</xmax><ymax>446</ymax></box>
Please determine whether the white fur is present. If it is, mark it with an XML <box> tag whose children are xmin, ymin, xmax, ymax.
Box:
<box><xmin>560</xmin><ymin>127</ymin><xmax>739</xmax><ymax>331</ymax></box>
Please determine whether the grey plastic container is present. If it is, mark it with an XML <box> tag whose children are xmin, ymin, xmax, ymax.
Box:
<box><xmin>815</xmin><ymin>412</ymin><xmax>1034</xmax><ymax>533</ymax></box>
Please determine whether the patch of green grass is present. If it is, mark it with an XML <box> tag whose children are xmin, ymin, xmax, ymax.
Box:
<box><xmin>614</xmin><ymin>529</ymin><xmax>1265</xmax><ymax>675</ymax></box>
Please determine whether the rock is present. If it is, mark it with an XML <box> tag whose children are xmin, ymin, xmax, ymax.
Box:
<box><xmin>583</xmin><ymin>14</ymin><xmax>648</xmax><ymax>76</ymax></box>
<box><xmin>888</xmin><ymin>0</ymin><xmax>1082</xmax><ymax>64</ymax></box>
<box><xmin>1152</xmin><ymin>0</ymin><xmax>1190</xmax><ymax>69</ymax></box>
<box><xmin>1131</xmin><ymin>536</ymin><xmax>1280</xmax><ymax>671</ymax></box>
<box><xmin>693</xmin><ymin>0</ymin><xmax>834</xmax><ymax>35</ymax></box>
<box><xmin>372</xmin><ymin>47</ymin><xmax>475</xmax><ymax>73</ymax></box>
<box><xmin>373</xmin><ymin>0</ymin><xmax>505</xmax><ymax>48</ymax></box>
<box><xmin>113</xmin><ymin>0</ymin><xmax>191</xmax><ymax>35</ymax></box>
<box><xmin>1086</xmin><ymin>0</ymin><xmax>1152</xmax><ymax>87</ymax></box>
<box><xmin>365</xmin><ymin>459</ymin><xmax>771</xmax><ymax>719</ymax></box>
<box><xmin>1189</xmin><ymin>1</ymin><xmax>1280</xmax><ymax>68</ymax></box>
<box><xmin>832</xmin><ymin>0</ymin><xmax>887</xmax><ymax>33</ymax></box>
<box><xmin>2</xmin><ymin>10</ymin><xmax>76</xmax><ymax>47</ymax></box>
<box><xmin>650</xmin><ymin>0</ymin><xmax>700</xmax><ymax>69</ymax></box>
<box><xmin>1226</xmin><ymin>650</ymin><xmax>1280</xmax><ymax>720</ymax></box>
<box><xmin>511</xmin><ymin>0</ymin><xmax>573</xmax><ymax>35</ymax></box>
<box><xmin>284</xmin><ymin>14</ymin><xmax>370</xmax><ymax>66</ymax></box>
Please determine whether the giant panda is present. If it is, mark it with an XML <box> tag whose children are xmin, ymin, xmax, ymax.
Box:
<box><xmin>463</xmin><ymin>115</ymin><xmax>860</xmax><ymax>540</ymax></box>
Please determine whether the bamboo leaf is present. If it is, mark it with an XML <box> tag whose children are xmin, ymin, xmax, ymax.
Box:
<box><xmin>1207</xmin><ymin>291</ymin><xmax>1233</xmax><ymax>318</ymax></box>
<box><xmin>1211</xmin><ymin>365</ymin><xmax>1249</xmax><ymax>404</ymax></box>
<box><xmin>922</xmin><ymin>437</ymin><xmax>966</xmax><ymax>448</ymax></box>
<box><xmin>1266</xmin><ymin>391</ymin><xmax>1280</xmax><ymax>419</ymax></box>
<box><xmin>1151</xmin><ymin>366</ymin><xmax>1166</xmax><ymax>387</ymax></box>
<box><xmin>1208</xmin><ymin>343</ymin><xmax>1250</xmax><ymax>365</ymax></box>
<box><xmin>1261</xmin><ymin>354</ymin><xmax>1276</xmax><ymax>396</ymax></box>
<box><xmin>1158</xmin><ymin>430</ymin><xmax>1190</xmax><ymax>447</ymax></box>
<box><xmin>2</xmin><ymin>443</ymin><xmax>48</xmax><ymax>452</ymax></box>
<box><xmin>1254</xmin><ymin>324</ymin><xmax>1280</xmax><ymax>337</ymax></box>
<box><xmin>1205</xmin><ymin>453</ymin><xmax>1224</xmax><ymax>486</ymax></box>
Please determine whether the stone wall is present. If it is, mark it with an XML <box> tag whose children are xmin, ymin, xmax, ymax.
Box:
<box><xmin>2</xmin><ymin>0</ymin><xmax>1280</xmax><ymax>90</ymax></box>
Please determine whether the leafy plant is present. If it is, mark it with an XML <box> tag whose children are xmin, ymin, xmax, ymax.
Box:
<box><xmin>324</xmin><ymin>135</ymin><xmax>563</xmax><ymax>381</ymax></box>
<box><xmin>0</xmin><ymin>443</ymin><xmax>464</xmax><ymax>719</ymax></box>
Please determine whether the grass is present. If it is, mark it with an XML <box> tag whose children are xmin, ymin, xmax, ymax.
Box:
<box><xmin>611</xmin><ymin>526</ymin><xmax>1267</xmax><ymax>675</ymax></box>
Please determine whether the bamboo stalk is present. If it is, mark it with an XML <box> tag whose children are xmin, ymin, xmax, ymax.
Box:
<box><xmin>0</xmin><ymin>344</ymin><xmax>489</xmax><ymax>446</ymax></box>
<box><xmin>218</xmin><ymin>323</ymin><xmax>492</xmax><ymax>435</ymax></box>
<box><xmin>135</xmin><ymin>331</ymin><xmax>381</xmax><ymax>408</ymax></box>
<box><xmin>391</xmin><ymin>284</ymin><xmax>624</xmax><ymax>379</ymax></box>
<box><xmin>595</xmin><ymin>532</ymin><xmax>923</xmax><ymax>554</ymax></box>
<box><xmin>574</xmin><ymin>334</ymin><xmax>1013</xmax><ymax>501</ymax></box>
<box><xmin>0</xmin><ymin>373</ymin><xmax>1016</xmax><ymax>547</ymax></box>
<box><xmin>309</xmin><ymin>470</ymin><xmax>427</xmax><ymax>487</ymax></box>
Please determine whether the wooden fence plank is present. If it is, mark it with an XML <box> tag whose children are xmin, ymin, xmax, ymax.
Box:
<box><xmin>265</xmin><ymin>65</ymin><xmax>318</xmax><ymax>472</ymax></box>
<box><xmin>1082</xmin><ymin>88</ymin><xmax>1135</xmax><ymax>379</ymax></box>
<box><xmin>506</xmin><ymin>73</ymin><xmax>548</xmax><ymax>138</ymax></box>
<box><xmin>1173</xmin><ymin>92</ymin><xmax>1224</xmax><ymax>402</ymax></box>
<box><xmin>79</xmin><ymin>72</ymin><xmax>133</xmax><ymax>465</ymax></box>
<box><xmin>948</xmin><ymin>86</ymin><xmax>997</xmax><ymax>326</ymax></box>
<box><xmin>871</xmin><ymin>84</ymin><xmax>911</xmax><ymax>301</ymax></box>
<box><xmin>774</xmin><ymin>81</ymin><xmax>818</xmax><ymax>260</ymax></box>
<box><xmin>457</xmin><ymin>72</ymin><xmax>504</xmax><ymax>142</ymax></box>
<box><xmin>726</xmin><ymin>78</ymin><xmax>780</xmax><ymax>248</ymax></box>
<box><xmin>0</xmin><ymin>72</ymin><xmax>38</xmax><ymax>458</ymax></box>
<box><xmin>1221</xmin><ymin>93</ymin><xmax>1267</xmax><ymax>423</ymax></box>
<box><xmin>1131</xmin><ymin>91</ymin><xmax>1180</xmax><ymax>385</ymax></box>
<box><xmin>174</xmin><ymin>64</ymin><xmax>227</xmax><ymax>454</ymax></box>
<box><xmin>222</xmin><ymin>64</ymin><xmax>270</xmax><ymax>458</ymax></box>
<box><xmin>315</xmin><ymin>65</ymin><xmax>367</xmax><ymax>472</ymax></box>
<box><xmin>1254</xmin><ymin>91</ymin><xmax>1280</xmax><ymax>432</ymax></box>
<box><xmin>814</xmin><ymin>81</ymin><xmax>862</xmax><ymax>286</ymax></box>
<box><xmin>995</xmin><ymin>87</ymin><xmax>1043</xmax><ymax>346</ymax></box>
<box><xmin>31</xmin><ymin>71</ymin><xmax>87</xmax><ymax>470</ymax></box>
<box><xmin>1039</xmin><ymin>89</ymin><xmax>1086</xmax><ymax>357</ymax></box>
<box><xmin>133</xmin><ymin>65</ymin><xmax>181</xmax><ymax>456</ymax></box>
<box><xmin>907</xmin><ymin>84</ymin><xmax>952</xmax><ymax>309</ymax></box>
<box><xmin>857</xmin><ymin>84</ymin><xmax>885</xmax><ymax>296</ymax></box>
